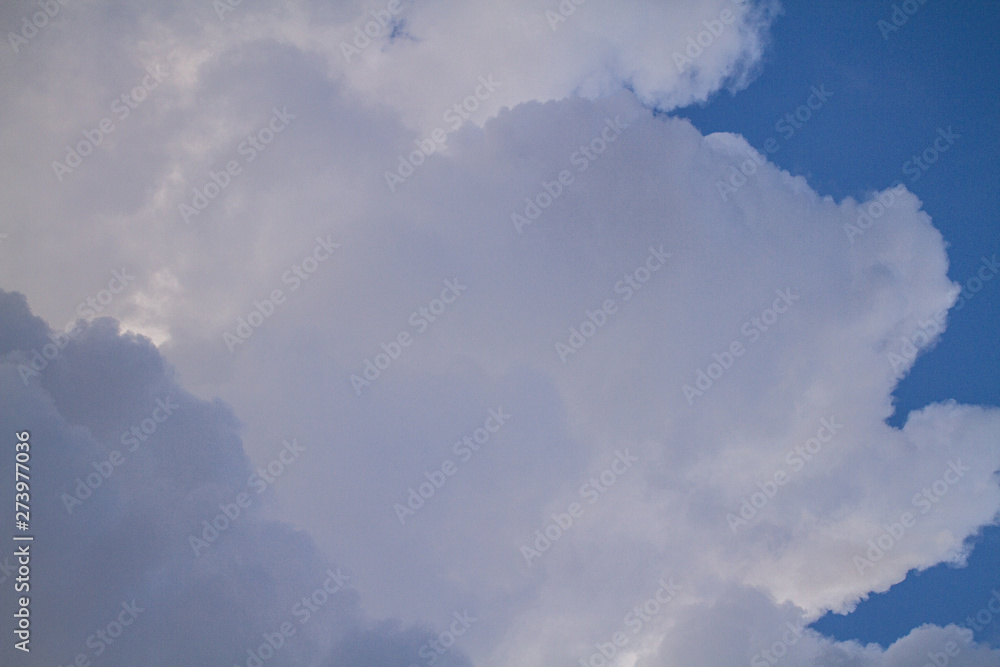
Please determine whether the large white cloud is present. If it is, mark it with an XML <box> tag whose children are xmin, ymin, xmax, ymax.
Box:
<box><xmin>1</xmin><ymin>0</ymin><xmax>998</xmax><ymax>665</ymax></box>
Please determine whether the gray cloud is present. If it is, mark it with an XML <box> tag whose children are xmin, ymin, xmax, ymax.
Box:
<box><xmin>0</xmin><ymin>291</ymin><xmax>474</xmax><ymax>666</ymax></box>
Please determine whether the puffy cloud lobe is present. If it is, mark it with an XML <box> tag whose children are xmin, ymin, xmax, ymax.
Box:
<box><xmin>271</xmin><ymin>0</ymin><xmax>782</xmax><ymax>131</ymax></box>
<box><xmin>130</xmin><ymin>90</ymin><xmax>999</xmax><ymax>665</ymax></box>
<box><xmin>262</xmin><ymin>96</ymin><xmax>1000</xmax><ymax>663</ymax></box>
<box><xmin>658</xmin><ymin>588</ymin><xmax>1000</xmax><ymax>667</ymax></box>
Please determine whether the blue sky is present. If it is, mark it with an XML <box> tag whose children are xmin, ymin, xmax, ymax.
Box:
<box><xmin>1</xmin><ymin>0</ymin><xmax>999</xmax><ymax>664</ymax></box>
<box><xmin>679</xmin><ymin>0</ymin><xmax>1000</xmax><ymax>649</ymax></box>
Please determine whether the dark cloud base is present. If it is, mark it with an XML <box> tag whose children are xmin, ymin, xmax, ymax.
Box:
<box><xmin>0</xmin><ymin>289</ymin><xmax>472</xmax><ymax>666</ymax></box>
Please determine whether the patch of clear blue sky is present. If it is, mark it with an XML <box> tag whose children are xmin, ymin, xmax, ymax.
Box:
<box><xmin>670</xmin><ymin>0</ymin><xmax>1000</xmax><ymax>650</ymax></box>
